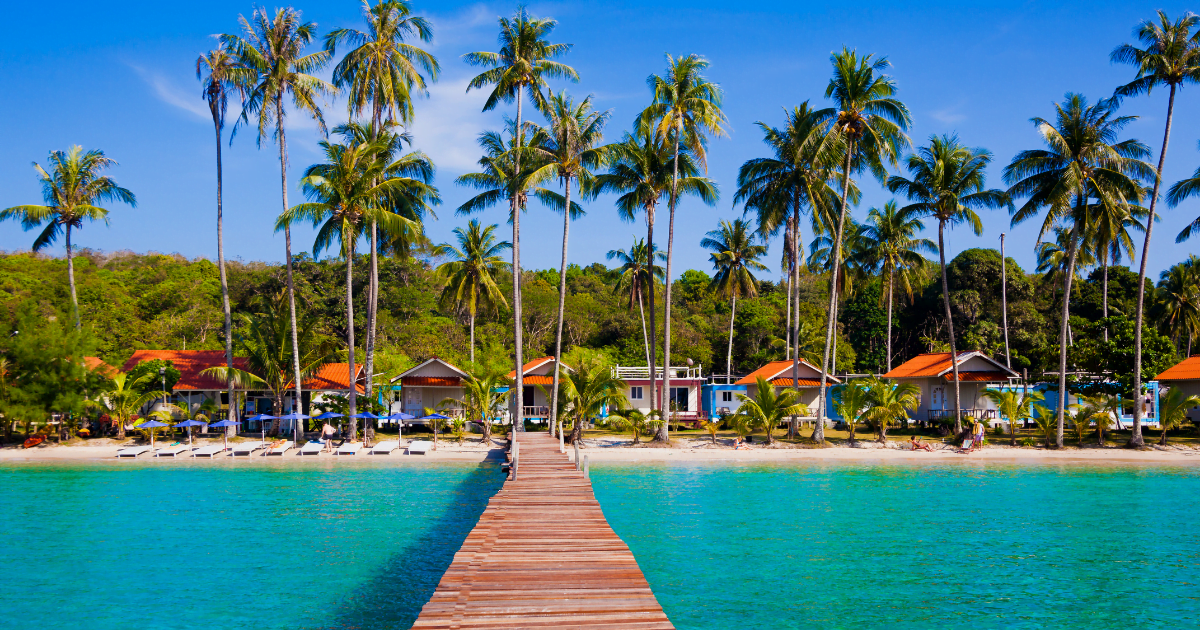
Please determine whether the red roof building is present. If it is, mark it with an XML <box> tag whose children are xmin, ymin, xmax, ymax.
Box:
<box><xmin>121</xmin><ymin>350</ymin><xmax>249</xmax><ymax>391</ymax></box>
<box><xmin>881</xmin><ymin>352</ymin><xmax>1018</xmax><ymax>423</ymax></box>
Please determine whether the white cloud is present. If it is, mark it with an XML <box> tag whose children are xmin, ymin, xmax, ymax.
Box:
<box><xmin>407</xmin><ymin>74</ymin><xmax>497</xmax><ymax>172</ymax></box>
<box><xmin>930</xmin><ymin>106</ymin><xmax>967</xmax><ymax>125</ymax></box>
<box><xmin>129</xmin><ymin>64</ymin><xmax>210</xmax><ymax>120</ymax></box>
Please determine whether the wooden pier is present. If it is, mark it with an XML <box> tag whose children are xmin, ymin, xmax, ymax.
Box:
<box><xmin>411</xmin><ymin>431</ymin><xmax>674</xmax><ymax>629</ymax></box>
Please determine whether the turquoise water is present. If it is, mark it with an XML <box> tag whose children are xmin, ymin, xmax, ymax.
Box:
<box><xmin>593</xmin><ymin>463</ymin><xmax>1200</xmax><ymax>629</ymax></box>
<box><xmin>3</xmin><ymin>461</ymin><xmax>1199</xmax><ymax>629</ymax></box>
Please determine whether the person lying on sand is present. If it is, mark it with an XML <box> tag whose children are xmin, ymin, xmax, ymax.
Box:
<box><xmin>909</xmin><ymin>436</ymin><xmax>932</xmax><ymax>451</ymax></box>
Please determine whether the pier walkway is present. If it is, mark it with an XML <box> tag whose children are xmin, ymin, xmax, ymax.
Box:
<box><xmin>411</xmin><ymin>431</ymin><xmax>674</xmax><ymax>629</ymax></box>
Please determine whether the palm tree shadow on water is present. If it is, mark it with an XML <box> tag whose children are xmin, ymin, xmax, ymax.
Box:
<box><xmin>321</xmin><ymin>459</ymin><xmax>506</xmax><ymax>630</ymax></box>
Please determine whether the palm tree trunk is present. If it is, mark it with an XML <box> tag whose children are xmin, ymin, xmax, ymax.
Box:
<box><xmin>469</xmin><ymin>310</ymin><xmax>476</xmax><ymax>364</ymax></box>
<box><xmin>277</xmin><ymin>103</ymin><xmax>303</xmax><ymax>438</ymax></box>
<box><xmin>365</xmin><ymin>220</ymin><xmax>378</xmax><ymax>444</ymax></box>
<box><xmin>1102</xmin><ymin>248</ymin><xmax>1109</xmax><ymax>342</ymax></box>
<box><xmin>646</xmin><ymin>210</ymin><xmax>657</xmax><ymax>422</ymax></box>
<box><xmin>213</xmin><ymin>115</ymin><xmax>237</xmax><ymax>438</ymax></box>
<box><xmin>817</xmin><ymin>142</ymin><xmax>855</xmax><ymax>444</ymax></box>
<box><xmin>789</xmin><ymin>197</ymin><xmax>801</xmax><ymax>439</ymax></box>
<box><xmin>938</xmin><ymin>220</ymin><xmax>964</xmax><ymax>436</ymax></box>
<box><xmin>726</xmin><ymin>296</ymin><xmax>737</xmax><ymax>385</ymax></box>
<box><xmin>346</xmin><ymin>242</ymin><xmax>358</xmax><ymax>439</ymax></box>
<box><xmin>657</xmin><ymin>133</ymin><xmax>682</xmax><ymax>443</ymax></box>
<box><xmin>1054</xmin><ymin>230</ymin><xmax>1081</xmax><ymax>449</ymax></box>
<box><xmin>887</xmin><ymin>269</ymin><xmax>894</xmax><ymax>372</ymax></box>
<box><xmin>785</xmin><ymin>215</ymin><xmax>794</xmax><ymax>362</ymax></box>
<box><xmin>511</xmin><ymin>85</ymin><xmax>525</xmax><ymax>433</ymax></box>
<box><xmin>1001</xmin><ymin>233</ymin><xmax>1010</xmax><ymax>369</ymax></box>
<box><xmin>1133</xmin><ymin>83</ymin><xmax>1176</xmax><ymax>448</ymax></box>
<box><xmin>66</xmin><ymin>223</ymin><xmax>80</xmax><ymax>330</ymax></box>
<box><xmin>550</xmin><ymin>177</ymin><xmax>572</xmax><ymax>437</ymax></box>
<box><xmin>638</xmin><ymin>290</ymin><xmax>651</xmax><ymax>373</ymax></box>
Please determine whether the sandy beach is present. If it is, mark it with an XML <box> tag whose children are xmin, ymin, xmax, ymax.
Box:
<box><xmin>3</xmin><ymin>435</ymin><xmax>1199</xmax><ymax>465</ymax></box>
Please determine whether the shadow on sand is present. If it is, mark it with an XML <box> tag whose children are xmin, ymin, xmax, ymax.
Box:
<box><xmin>320</xmin><ymin>459</ymin><xmax>505</xmax><ymax>629</ymax></box>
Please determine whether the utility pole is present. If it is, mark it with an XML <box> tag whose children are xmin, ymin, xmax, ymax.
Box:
<box><xmin>1001</xmin><ymin>233</ymin><xmax>1011</xmax><ymax>369</ymax></box>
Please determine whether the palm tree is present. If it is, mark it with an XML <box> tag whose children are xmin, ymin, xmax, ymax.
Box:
<box><xmin>1155</xmin><ymin>259</ymin><xmax>1200</xmax><ymax>354</ymax></box>
<box><xmin>325</xmin><ymin>0</ymin><xmax>439</xmax><ymax>416</ymax></box>
<box><xmin>1087</xmin><ymin>197</ymin><xmax>1144</xmax><ymax>337</ymax></box>
<box><xmin>858</xmin><ymin>201</ymin><xmax>933</xmax><ymax>371</ymax></box>
<box><xmin>1036</xmin><ymin>225</ymin><xmax>1097</xmax><ymax>346</ymax></box>
<box><xmin>889</xmin><ymin>134</ymin><xmax>1008</xmax><ymax>436</ymax></box>
<box><xmin>593</xmin><ymin>125</ymin><xmax>716</xmax><ymax>420</ymax></box>
<box><xmin>527</xmin><ymin>91</ymin><xmax>609</xmax><ymax>437</ymax></box>
<box><xmin>458</xmin><ymin>367</ymin><xmax>511</xmax><ymax>446</ymax></box>
<box><xmin>277</xmin><ymin>125</ymin><xmax>430</xmax><ymax>440</ymax></box>
<box><xmin>1</xmin><ymin>147</ymin><xmax>136</xmax><ymax>330</ymax></box>
<box><xmin>197</xmin><ymin>43</ymin><xmax>251</xmax><ymax>431</ymax></box>
<box><xmin>1158</xmin><ymin>386</ymin><xmax>1200</xmax><ymax>445</ymax></box>
<box><xmin>1111</xmin><ymin>11</ymin><xmax>1200</xmax><ymax>447</ymax></box>
<box><xmin>434</xmin><ymin>220</ymin><xmax>511</xmax><ymax>363</ymax></box>
<box><xmin>606</xmin><ymin>238</ymin><xmax>664</xmax><ymax>371</ymax></box>
<box><xmin>465</xmin><ymin>7</ymin><xmax>577</xmax><ymax>434</ymax></box>
<box><xmin>815</xmin><ymin>48</ymin><xmax>911</xmax><ymax>444</ymax></box>
<box><xmin>702</xmin><ymin>219</ymin><xmax>768</xmax><ymax>383</ymax></box>
<box><xmin>607</xmin><ymin>409</ymin><xmax>660</xmax><ymax>445</ymax></box>
<box><xmin>560</xmin><ymin>358</ymin><xmax>628</xmax><ymax>444</ymax></box>
<box><xmin>982</xmin><ymin>387</ymin><xmax>1044</xmax><ymax>446</ymax></box>
<box><xmin>862</xmin><ymin>376</ymin><xmax>920</xmax><ymax>441</ymax></box>
<box><xmin>640</xmin><ymin>53</ymin><xmax>727</xmax><ymax>442</ymax></box>
<box><xmin>735</xmin><ymin>103</ymin><xmax>848</xmax><ymax>417</ymax></box>
<box><xmin>1003</xmin><ymin>94</ymin><xmax>1151</xmax><ymax>447</ymax></box>
<box><xmin>733</xmin><ymin>376</ymin><xmax>805</xmax><ymax>445</ymax></box>
<box><xmin>807</xmin><ymin>219</ymin><xmax>870</xmax><ymax>375</ymax></box>
<box><xmin>831</xmin><ymin>381</ymin><xmax>871</xmax><ymax>445</ymax></box>
<box><xmin>87</xmin><ymin>372</ymin><xmax>158</xmax><ymax>439</ymax></box>
<box><xmin>223</xmin><ymin>6</ymin><xmax>335</xmax><ymax>424</ymax></box>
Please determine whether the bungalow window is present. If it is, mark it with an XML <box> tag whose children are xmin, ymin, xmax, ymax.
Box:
<box><xmin>721</xmin><ymin>391</ymin><xmax>733</xmax><ymax>402</ymax></box>
<box><xmin>629</xmin><ymin>386</ymin><xmax>643</xmax><ymax>400</ymax></box>
<box><xmin>670</xmin><ymin>387</ymin><xmax>689</xmax><ymax>411</ymax></box>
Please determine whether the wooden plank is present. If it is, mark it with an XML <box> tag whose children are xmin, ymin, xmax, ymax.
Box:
<box><xmin>411</xmin><ymin>432</ymin><xmax>674</xmax><ymax>629</ymax></box>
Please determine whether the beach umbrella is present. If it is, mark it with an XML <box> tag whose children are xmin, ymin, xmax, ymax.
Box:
<box><xmin>207</xmin><ymin>418</ymin><xmax>241</xmax><ymax>452</ymax></box>
<box><xmin>276</xmin><ymin>413</ymin><xmax>309</xmax><ymax>439</ymax></box>
<box><xmin>313</xmin><ymin>412</ymin><xmax>344</xmax><ymax>419</ymax></box>
<box><xmin>386</xmin><ymin>412</ymin><xmax>415</xmax><ymax>439</ymax></box>
<box><xmin>349</xmin><ymin>412</ymin><xmax>379</xmax><ymax>419</ymax></box>
<box><xmin>246</xmin><ymin>414</ymin><xmax>275</xmax><ymax>445</ymax></box>
<box><xmin>173</xmin><ymin>419</ymin><xmax>207</xmax><ymax>447</ymax></box>
<box><xmin>136</xmin><ymin>420</ymin><xmax>169</xmax><ymax>447</ymax></box>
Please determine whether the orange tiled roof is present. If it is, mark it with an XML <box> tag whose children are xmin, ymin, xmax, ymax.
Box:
<box><xmin>84</xmin><ymin>357</ymin><xmax>117</xmax><ymax>378</ymax></box>
<box><xmin>523</xmin><ymin>375</ymin><xmax>554</xmax><ymax>385</ymax></box>
<box><xmin>121</xmin><ymin>350</ymin><xmax>249</xmax><ymax>391</ymax></box>
<box><xmin>942</xmin><ymin>371</ymin><xmax>1010</xmax><ymax>382</ymax></box>
<box><xmin>302</xmin><ymin>363</ymin><xmax>365</xmax><ymax>393</ymax></box>
<box><xmin>402</xmin><ymin>376</ymin><xmax>462</xmax><ymax>387</ymax></box>
<box><xmin>882</xmin><ymin>352</ymin><xmax>955</xmax><ymax>378</ymax></box>
<box><xmin>736</xmin><ymin>359</ymin><xmax>839</xmax><ymax>385</ymax></box>
<box><xmin>768</xmin><ymin>377</ymin><xmax>823</xmax><ymax>387</ymax></box>
<box><xmin>507</xmin><ymin>356</ymin><xmax>572</xmax><ymax>378</ymax></box>
<box><xmin>1156</xmin><ymin>356</ymin><xmax>1200</xmax><ymax>381</ymax></box>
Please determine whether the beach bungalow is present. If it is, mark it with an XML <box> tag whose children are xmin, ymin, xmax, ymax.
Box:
<box><xmin>121</xmin><ymin>350</ymin><xmax>249</xmax><ymax>417</ymax></box>
<box><xmin>84</xmin><ymin>357</ymin><xmax>118</xmax><ymax>379</ymax></box>
<box><xmin>391</xmin><ymin>358</ymin><xmax>468</xmax><ymax>417</ymax></box>
<box><xmin>881</xmin><ymin>351</ymin><xmax>1018</xmax><ymax>424</ymax></box>
<box><xmin>508</xmin><ymin>356</ymin><xmax>572</xmax><ymax>423</ymax></box>
<box><xmin>612</xmin><ymin>364</ymin><xmax>707</xmax><ymax>424</ymax></box>
<box><xmin>1155</xmin><ymin>355</ymin><xmax>1200</xmax><ymax>425</ymax></box>
<box><xmin>735</xmin><ymin>360</ymin><xmax>840</xmax><ymax>416</ymax></box>
<box><xmin>701</xmin><ymin>381</ymin><xmax>748</xmax><ymax>417</ymax></box>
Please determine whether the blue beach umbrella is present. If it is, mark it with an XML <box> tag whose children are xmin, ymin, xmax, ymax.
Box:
<box><xmin>207</xmin><ymin>418</ymin><xmax>241</xmax><ymax>452</ymax></box>
<box><xmin>313</xmin><ymin>412</ymin><xmax>344</xmax><ymax>420</ymax></box>
<box><xmin>246</xmin><ymin>414</ymin><xmax>276</xmax><ymax>443</ymax></box>
<box><xmin>349</xmin><ymin>412</ymin><xmax>379</xmax><ymax>419</ymax></box>
<box><xmin>385</xmin><ymin>412</ymin><xmax>415</xmax><ymax>439</ymax></box>
<box><xmin>136</xmin><ymin>419</ymin><xmax>169</xmax><ymax>447</ymax></box>
<box><xmin>275</xmin><ymin>413</ymin><xmax>309</xmax><ymax>439</ymax></box>
<box><xmin>173</xmin><ymin>419</ymin><xmax>208</xmax><ymax>447</ymax></box>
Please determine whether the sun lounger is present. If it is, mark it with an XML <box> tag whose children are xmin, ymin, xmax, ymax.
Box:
<box><xmin>370</xmin><ymin>440</ymin><xmax>399</xmax><ymax>455</ymax></box>
<box><xmin>116</xmin><ymin>446</ymin><xmax>152</xmax><ymax>458</ymax></box>
<box><xmin>407</xmin><ymin>440</ymin><xmax>432</xmax><ymax>455</ymax></box>
<box><xmin>231</xmin><ymin>441</ymin><xmax>265</xmax><ymax>456</ymax></box>
<box><xmin>957</xmin><ymin>439</ymin><xmax>974</xmax><ymax>453</ymax></box>
<box><xmin>336</xmin><ymin>442</ymin><xmax>363</xmax><ymax>456</ymax></box>
<box><xmin>298</xmin><ymin>441</ymin><xmax>325</xmax><ymax>456</ymax></box>
<box><xmin>264</xmin><ymin>440</ymin><xmax>294</xmax><ymax>456</ymax></box>
<box><xmin>154</xmin><ymin>444</ymin><xmax>192</xmax><ymax>457</ymax></box>
<box><xmin>191</xmin><ymin>444</ymin><xmax>229</xmax><ymax>458</ymax></box>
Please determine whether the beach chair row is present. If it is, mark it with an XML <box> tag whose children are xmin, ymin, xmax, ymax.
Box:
<box><xmin>115</xmin><ymin>439</ymin><xmax>434</xmax><ymax>458</ymax></box>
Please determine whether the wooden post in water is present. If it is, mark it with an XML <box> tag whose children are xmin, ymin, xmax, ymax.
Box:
<box><xmin>583</xmin><ymin>454</ymin><xmax>589</xmax><ymax>479</ymax></box>
<box><xmin>512</xmin><ymin>440</ymin><xmax>519</xmax><ymax>480</ymax></box>
<box><xmin>559</xmin><ymin>421</ymin><xmax>564</xmax><ymax>453</ymax></box>
<box><xmin>574</xmin><ymin>441</ymin><xmax>581</xmax><ymax>470</ymax></box>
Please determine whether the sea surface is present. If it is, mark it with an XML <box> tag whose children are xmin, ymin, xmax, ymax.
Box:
<box><xmin>2</xmin><ymin>460</ymin><xmax>1197</xmax><ymax>629</ymax></box>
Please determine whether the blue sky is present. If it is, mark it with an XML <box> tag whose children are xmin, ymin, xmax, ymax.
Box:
<box><xmin>3</xmin><ymin>0</ymin><xmax>1199</xmax><ymax>282</ymax></box>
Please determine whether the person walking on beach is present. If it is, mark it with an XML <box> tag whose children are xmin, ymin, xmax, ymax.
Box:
<box><xmin>321</xmin><ymin>422</ymin><xmax>336</xmax><ymax>452</ymax></box>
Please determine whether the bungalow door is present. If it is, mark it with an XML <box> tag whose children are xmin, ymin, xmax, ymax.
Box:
<box><xmin>405</xmin><ymin>387</ymin><xmax>422</xmax><ymax>414</ymax></box>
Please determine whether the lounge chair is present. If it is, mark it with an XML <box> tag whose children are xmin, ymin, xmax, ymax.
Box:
<box><xmin>298</xmin><ymin>441</ymin><xmax>325</xmax><ymax>456</ymax></box>
<box><xmin>264</xmin><ymin>440</ymin><xmax>294</xmax><ymax>456</ymax></box>
<box><xmin>231</xmin><ymin>441</ymin><xmax>265</xmax><ymax>456</ymax></box>
<box><xmin>407</xmin><ymin>440</ymin><xmax>432</xmax><ymax>455</ymax></box>
<box><xmin>336</xmin><ymin>442</ymin><xmax>363</xmax><ymax>456</ymax></box>
<box><xmin>116</xmin><ymin>446</ymin><xmax>152</xmax><ymax>458</ymax></box>
<box><xmin>154</xmin><ymin>444</ymin><xmax>192</xmax><ymax>458</ymax></box>
<box><xmin>191</xmin><ymin>444</ymin><xmax>229</xmax><ymax>458</ymax></box>
<box><xmin>957</xmin><ymin>439</ymin><xmax>974</xmax><ymax>453</ymax></box>
<box><xmin>370</xmin><ymin>440</ymin><xmax>399</xmax><ymax>455</ymax></box>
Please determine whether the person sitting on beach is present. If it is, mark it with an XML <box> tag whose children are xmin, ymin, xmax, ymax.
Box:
<box><xmin>910</xmin><ymin>436</ymin><xmax>932</xmax><ymax>451</ymax></box>
<box><xmin>734</xmin><ymin>437</ymin><xmax>745</xmax><ymax>450</ymax></box>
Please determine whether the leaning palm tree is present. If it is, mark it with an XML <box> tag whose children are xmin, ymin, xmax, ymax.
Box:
<box><xmin>276</xmin><ymin>125</ymin><xmax>428</xmax><ymax>440</ymax></box>
<box><xmin>223</xmin><ymin>6</ymin><xmax>335</xmax><ymax>423</ymax></box>
<box><xmin>858</xmin><ymin>200</ymin><xmax>933</xmax><ymax>371</ymax></box>
<box><xmin>1111</xmin><ymin>11</ymin><xmax>1200</xmax><ymax>447</ymax></box>
<box><xmin>1158</xmin><ymin>386</ymin><xmax>1200</xmax><ymax>445</ymax></box>
<box><xmin>890</xmin><ymin>134</ymin><xmax>1008</xmax><ymax>436</ymax></box>
<box><xmin>2</xmin><ymin>147</ymin><xmax>136</xmax><ymax>330</ymax></box>
<box><xmin>1002</xmin><ymin>94</ymin><xmax>1151</xmax><ymax>447</ymax></box>
<box><xmin>733</xmin><ymin>376</ymin><xmax>805</xmax><ymax>445</ymax></box>
<box><xmin>1155</xmin><ymin>259</ymin><xmax>1200</xmax><ymax>354</ymax></box>
<box><xmin>526</xmin><ymin>91</ymin><xmax>609</xmax><ymax>437</ymax></box>
<box><xmin>607</xmin><ymin>238</ymin><xmax>664</xmax><ymax>370</ymax></box>
<box><xmin>1086</xmin><ymin>196</ymin><xmax>1144</xmax><ymax>337</ymax></box>
<box><xmin>982</xmin><ymin>387</ymin><xmax>1044</xmax><ymax>446</ymax></box>
<box><xmin>640</xmin><ymin>53</ymin><xmax>727</xmax><ymax>442</ymax></box>
<box><xmin>325</xmin><ymin>0</ymin><xmax>440</xmax><ymax>414</ymax></box>
<box><xmin>464</xmin><ymin>7</ymin><xmax>577</xmax><ymax>433</ymax></box>
<box><xmin>197</xmin><ymin>43</ymin><xmax>251</xmax><ymax>430</ymax></box>
<box><xmin>702</xmin><ymin>219</ymin><xmax>768</xmax><ymax>383</ymax></box>
<box><xmin>735</xmin><ymin>103</ymin><xmax>849</xmax><ymax>413</ymax></box>
<box><xmin>560</xmin><ymin>357</ymin><xmax>628</xmax><ymax>444</ymax></box>
<box><xmin>814</xmin><ymin>48</ymin><xmax>911</xmax><ymax>444</ymax></box>
<box><xmin>862</xmin><ymin>376</ymin><xmax>920</xmax><ymax>442</ymax></box>
<box><xmin>1036</xmin><ymin>226</ymin><xmax>1097</xmax><ymax>349</ymax></box>
<box><xmin>593</xmin><ymin>125</ymin><xmax>716</xmax><ymax>421</ymax></box>
<box><xmin>433</xmin><ymin>220</ymin><xmax>511</xmax><ymax>363</ymax></box>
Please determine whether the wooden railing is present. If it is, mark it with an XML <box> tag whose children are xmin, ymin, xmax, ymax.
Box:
<box><xmin>927</xmin><ymin>409</ymin><xmax>997</xmax><ymax>421</ymax></box>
